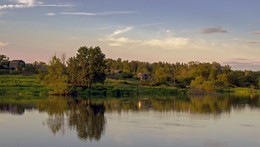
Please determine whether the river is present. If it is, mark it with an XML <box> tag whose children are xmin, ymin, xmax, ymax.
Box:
<box><xmin>0</xmin><ymin>94</ymin><xmax>260</xmax><ymax>147</ymax></box>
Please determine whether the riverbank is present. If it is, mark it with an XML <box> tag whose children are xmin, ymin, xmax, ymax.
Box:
<box><xmin>0</xmin><ymin>75</ymin><xmax>186</xmax><ymax>97</ymax></box>
<box><xmin>1</xmin><ymin>75</ymin><xmax>260</xmax><ymax>98</ymax></box>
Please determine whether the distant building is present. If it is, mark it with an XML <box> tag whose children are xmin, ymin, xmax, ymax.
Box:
<box><xmin>9</xmin><ymin>60</ymin><xmax>25</xmax><ymax>71</ymax></box>
<box><xmin>138</xmin><ymin>73</ymin><xmax>149</xmax><ymax>80</ymax></box>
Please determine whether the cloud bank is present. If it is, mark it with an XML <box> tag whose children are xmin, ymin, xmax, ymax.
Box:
<box><xmin>201</xmin><ymin>26</ymin><xmax>228</xmax><ymax>34</ymax></box>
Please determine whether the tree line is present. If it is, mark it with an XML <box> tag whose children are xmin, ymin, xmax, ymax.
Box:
<box><xmin>1</xmin><ymin>46</ymin><xmax>260</xmax><ymax>94</ymax></box>
<box><xmin>105</xmin><ymin>58</ymin><xmax>260</xmax><ymax>92</ymax></box>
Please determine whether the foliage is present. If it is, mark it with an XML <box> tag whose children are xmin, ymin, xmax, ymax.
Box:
<box><xmin>39</xmin><ymin>56</ymin><xmax>69</xmax><ymax>95</ymax></box>
<box><xmin>0</xmin><ymin>54</ymin><xmax>9</xmax><ymax>63</ymax></box>
<box><xmin>105</xmin><ymin>58</ymin><xmax>260</xmax><ymax>92</ymax></box>
<box><xmin>67</xmin><ymin>46</ymin><xmax>106</xmax><ymax>89</ymax></box>
<box><xmin>153</xmin><ymin>67</ymin><xmax>171</xmax><ymax>86</ymax></box>
<box><xmin>3</xmin><ymin>46</ymin><xmax>260</xmax><ymax>95</ymax></box>
<box><xmin>0</xmin><ymin>54</ymin><xmax>9</xmax><ymax>69</ymax></box>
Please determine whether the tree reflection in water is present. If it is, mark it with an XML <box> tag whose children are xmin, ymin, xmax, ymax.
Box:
<box><xmin>37</xmin><ymin>98</ymin><xmax>105</xmax><ymax>141</ymax></box>
<box><xmin>2</xmin><ymin>94</ymin><xmax>258</xmax><ymax>141</ymax></box>
<box><xmin>68</xmin><ymin>100</ymin><xmax>105</xmax><ymax>141</ymax></box>
<box><xmin>103</xmin><ymin>95</ymin><xmax>260</xmax><ymax>115</ymax></box>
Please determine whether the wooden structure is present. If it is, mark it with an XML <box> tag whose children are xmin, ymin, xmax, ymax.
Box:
<box><xmin>9</xmin><ymin>60</ymin><xmax>25</xmax><ymax>71</ymax></box>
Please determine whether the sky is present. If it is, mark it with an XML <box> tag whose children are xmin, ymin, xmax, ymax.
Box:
<box><xmin>0</xmin><ymin>0</ymin><xmax>260</xmax><ymax>70</ymax></box>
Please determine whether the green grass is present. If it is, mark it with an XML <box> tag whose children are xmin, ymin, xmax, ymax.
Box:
<box><xmin>0</xmin><ymin>75</ymin><xmax>186</xmax><ymax>98</ymax></box>
<box><xmin>0</xmin><ymin>75</ymin><xmax>50</xmax><ymax>96</ymax></box>
<box><xmin>228</xmin><ymin>87</ymin><xmax>260</xmax><ymax>96</ymax></box>
<box><xmin>84</xmin><ymin>78</ymin><xmax>187</xmax><ymax>98</ymax></box>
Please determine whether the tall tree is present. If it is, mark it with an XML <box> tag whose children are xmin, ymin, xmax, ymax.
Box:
<box><xmin>67</xmin><ymin>46</ymin><xmax>106</xmax><ymax>88</ymax></box>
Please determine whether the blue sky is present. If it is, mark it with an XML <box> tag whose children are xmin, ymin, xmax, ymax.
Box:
<box><xmin>0</xmin><ymin>0</ymin><xmax>260</xmax><ymax>70</ymax></box>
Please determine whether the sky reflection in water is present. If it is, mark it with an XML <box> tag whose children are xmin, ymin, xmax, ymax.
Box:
<box><xmin>0</xmin><ymin>95</ymin><xmax>260</xmax><ymax>147</ymax></box>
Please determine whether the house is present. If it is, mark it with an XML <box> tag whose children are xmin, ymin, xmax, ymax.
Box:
<box><xmin>138</xmin><ymin>73</ymin><xmax>149</xmax><ymax>80</ymax></box>
<box><xmin>9</xmin><ymin>60</ymin><xmax>25</xmax><ymax>71</ymax></box>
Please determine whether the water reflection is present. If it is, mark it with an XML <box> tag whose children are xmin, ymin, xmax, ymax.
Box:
<box><xmin>0</xmin><ymin>103</ymin><xmax>35</xmax><ymax>114</ymax></box>
<box><xmin>0</xmin><ymin>94</ymin><xmax>260</xmax><ymax>142</ymax></box>
<box><xmin>68</xmin><ymin>100</ymin><xmax>105</xmax><ymax>141</ymax></box>
<box><xmin>103</xmin><ymin>95</ymin><xmax>260</xmax><ymax>114</ymax></box>
<box><xmin>37</xmin><ymin>98</ymin><xmax>106</xmax><ymax>141</ymax></box>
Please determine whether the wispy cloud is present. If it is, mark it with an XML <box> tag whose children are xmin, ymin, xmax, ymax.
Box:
<box><xmin>0</xmin><ymin>4</ymin><xmax>32</xmax><ymax>9</ymax></box>
<box><xmin>223</xmin><ymin>58</ymin><xmax>260</xmax><ymax>65</ymax></box>
<box><xmin>99</xmin><ymin>27</ymin><xmax>138</xmax><ymax>46</ymax></box>
<box><xmin>0</xmin><ymin>41</ymin><xmax>9</xmax><ymax>47</ymax></box>
<box><xmin>109</xmin><ymin>27</ymin><xmax>133</xmax><ymax>38</ymax></box>
<box><xmin>60</xmin><ymin>11</ymin><xmax>137</xmax><ymax>16</ymax></box>
<box><xmin>45</xmin><ymin>12</ymin><xmax>55</xmax><ymax>16</ymax></box>
<box><xmin>18</xmin><ymin>0</ymin><xmax>34</xmax><ymax>6</ymax></box>
<box><xmin>38</xmin><ymin>4</ymin><xmax>74</xmax><ymax>7</ymax></box>
<box><xmin>60</xmin><ymin>12</ymin><xmax>96</xmax><ymax>16</ymax></box>
<box><xmin>0</xmin><ymin>0</ymin><xmax>73</xmax><ymax>10</ymax></box>
<box><xmin>0</xmin><ymin>0</ymin><xmax>35</xmax><ymax>9</ymax></box>
<box><xmin>244</xmin><ymin>41</ymin><xmax>260</xmax><ymax>43</ymax></box>
<box><xmin>223</xmin><ymin>58</ymin><xmax>260</xmax><ymax>70</ymax></box>
<box><xmin>142</xmin><ymin>37</ymin><xmax>189</xmax><ymax>48</ymax></box>
<box><xmin>249</xmin><ymin>31</ymin><xmax>260</xmax><ymax>35</ymax></box>
<box><xmin>248</xmin><ymin>23</ymin><xmax>256</xmax><ymax>26</ymax></box>
<box><xmin>200</xmin><ymin>26</ymin><xmax>228</xmax><ymax>34</ymax></box>
<box><xmin>100</xmin><ymin>27</ymin><xmax>210</xmax><ymax>50</ymax></box>
<box><xmin>102</xmin><ymin>37</ymin><xmax>141</xmax><ymax>47</ymax></box>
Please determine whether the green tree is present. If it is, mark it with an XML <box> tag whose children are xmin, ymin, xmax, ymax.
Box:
<box><xmin>39</xmin><ymin>55</ymin><xmax>69</xmax><ymax>95</ymax></box>
<box><xmin>67</xmin><ymin>46</ymin><xmax>106</xmax><ymax>88</ymax></box>
<box><xmin>227</xmin><ymin>71</ymin><xmax>245</xmax><ymax>87</ymax></box>
<box><xmin>0</xmin><ymin>54</ymin><xmax>9</xmax><ymax>62</ymax></box>
<box><xmin>190</xmin><ymin>76</ymin><xmax>205</xmax><ymax>91</ymax></box>
<box><xmin>202</xmin><ymin>81</ymin><xmax>216</xmax><ymax>92</ymax></box>
<box><xmin>0</xmin><ymin>54</ymin><xmax>9</xmax><ymax>68</ymax></box>
<box><xmin>153</xmin><ymin>67</ymin><xmax>171</xmax><ymax>85</ymax></box>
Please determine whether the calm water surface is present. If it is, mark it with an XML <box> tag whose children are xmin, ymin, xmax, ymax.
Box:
<box><xmin>0</xmin><ymin>95</ymin><xmax>260</xmax><ymax>147</ymax></box>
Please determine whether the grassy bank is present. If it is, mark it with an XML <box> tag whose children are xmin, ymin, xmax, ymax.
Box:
<box><xmin>2</xmin><ymin>75</ymin><xmax>260</xmax><ymax>98</ymax></box>
<box><xmin>73</xmin><ymin>78</ymin><xmax>187</xmax><ymax>98</ymax></box>
<box><xmin>0</xmin><ymin>75</ymin><xmax>186</xmax><ymax>97</ymax></box>
<box><xmin>0</xmin><ymin>75</ymin><xmax>50</xmax><ymax>96</ymax></box>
